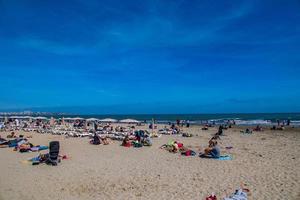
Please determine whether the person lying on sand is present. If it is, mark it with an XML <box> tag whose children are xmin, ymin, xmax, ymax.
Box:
<box><xmin>100</xmin><ymin>137</ymin><xmax>111</xmax><ymax>145</ymax></box>
<box><xmin>160</xmin><ymin>140</ymin><xmax>183</xmax><ymax>153</ymax></box>
<box><xmin>200</xmin><ymin>139</ymin><xmax>220</xmax><ymax>158</ymax></box>
<box><xmin>7</xmin><ymin>131</ymin><xmax>17</xmax><ymax>138</ymax></box>
<box><xmin>16</xmin><ymin>142</ymin><xmax>34</xmax><ymax>152</ymax></box>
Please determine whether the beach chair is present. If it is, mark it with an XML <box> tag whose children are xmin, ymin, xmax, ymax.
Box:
<box><xmin>46</xmin><ymin>141</ymin><xmax>60</xmax><ymax>166</ymax></box>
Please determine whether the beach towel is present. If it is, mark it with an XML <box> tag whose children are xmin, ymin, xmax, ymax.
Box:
<box><xmin>199</xmin><ymin>154</ymin><xmax>232</xmax><ymax>160</ymax></box>
<box><xmin>223</xmin><ymin>189</ymin><xmax>247</xmax><ymax>200</ymax></box>
<box><xmin>216</xmin><ymin>155</ymin><xmax>232</xmax><ymax>160</ymax></box>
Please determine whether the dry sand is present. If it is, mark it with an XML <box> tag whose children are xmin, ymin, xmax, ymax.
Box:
<box><xmin>0</xmin><ymin>125</ymin><xmax>299</xmax><ymax>200</ymax></box>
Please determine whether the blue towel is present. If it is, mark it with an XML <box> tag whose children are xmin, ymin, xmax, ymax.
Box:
<box><xmin>200</xmin><ymin>154</ymin><xmax>233</xmax><ymax>160</ymax></box>
<box><xmin>38</xmin><ymin>146</ymin><xmax>48</xmax><ymax>151</ymax></box>
<box><xmin>216</xmin><ymin>155</ymin><xmax>232</xmax><ymax>160</ymax></box>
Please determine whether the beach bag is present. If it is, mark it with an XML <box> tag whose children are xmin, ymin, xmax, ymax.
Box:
<box><xmin>133</xmin><ymin>141</ymin><xmax>143</xmax><ymax>148</ymax></box>
<box><xmin>181</xmin><ymin>150</ymin><xmax>196</xmax><ymax>156</ymax></box>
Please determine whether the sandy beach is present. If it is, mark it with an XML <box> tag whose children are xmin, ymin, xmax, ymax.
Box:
<box><xmin>0</xmin><ymin>125</ymin><xmax>299</xmax><ymax>200</ymax></box>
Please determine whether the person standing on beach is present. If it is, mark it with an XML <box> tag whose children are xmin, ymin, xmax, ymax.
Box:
<box><xmin>186</xmin><ymin>120</ymin><xmax>190</xmax><ymax>128</ymax></box>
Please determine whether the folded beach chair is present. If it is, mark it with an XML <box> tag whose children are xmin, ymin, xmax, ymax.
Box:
<box><xmin>46</xmin><ymin>141</ymin><xmax>60</xmax><ymax>166</ymax></box>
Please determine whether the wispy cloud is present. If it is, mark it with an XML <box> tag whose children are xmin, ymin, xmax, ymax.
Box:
<box><xmin>16</xmin><ymin>37</ymin><xmax>95</xmax><ymax>55</ymax></box>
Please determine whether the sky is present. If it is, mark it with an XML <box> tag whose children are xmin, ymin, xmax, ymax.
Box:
<box><xmin>0</xmin><ymin>0</ymin><xmax>300</xmax><ymax>114</ymax></box>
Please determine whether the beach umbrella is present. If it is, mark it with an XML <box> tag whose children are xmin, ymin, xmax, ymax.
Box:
<box><xmin>98</xmin><ymin>118</ymin><xmax>118</xmax><ymax>123</ymax></box>
<box><xmin>119</xmin><ymin>119</ymin><xmax>140</xmax><ymax>123</ymax></box>
<box><xmin>86</xmin><ymin>118</ymin><xmax>99</xmax><ymax>121</ymax></box>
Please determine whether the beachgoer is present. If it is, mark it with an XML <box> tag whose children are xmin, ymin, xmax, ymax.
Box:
<box><xmin>215</xmin><ymin>125</ymin><xmax>223</xmax><ymax>136</ymax></box>
<box><xmin>142</xmin><ymin>135</ymin><xmax>152</xmax><ymax>146</ymax></box>
<box><xmin>122</xmin><ymin>135</ymin><xmax>131</xmax><ymax>147</ymax></box>
<box><xmin>90</xmin><ymin>133</ymin><xmax>101</xmax><ymax>145</ymax></box>
<box><xmin>7</xmin><ymin>132</ymin><xmax>16</xmax><ymax>138</ymax></box>
<box><xmin>201</xmin><ymin>140</ymin><xmax>220</xmax><ymax>158</ymax></box>
<box><xmin>186</xmin><ymin>120</ymin><xmax>190</xmax><ymax>128</ymax></box>
<box><xmin>101</xmin><ymin>137</ymin><xmax>110</xmax><ymax>145</ymax></box>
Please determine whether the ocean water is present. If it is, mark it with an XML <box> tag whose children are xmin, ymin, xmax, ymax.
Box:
<box><xmin>52</xmin><ymin>113</ymin><xmax>300</xmax><ymax>126</ymax></box>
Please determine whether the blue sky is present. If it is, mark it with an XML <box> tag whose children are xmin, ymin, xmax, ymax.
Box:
<box><xmin>0</xmin><ymin>0</ymin><xmax>300</xmax><ymax>114</ymax></box>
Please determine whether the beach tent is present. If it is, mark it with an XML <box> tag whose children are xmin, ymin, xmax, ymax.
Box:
<box><xmin>119</xmin><ymin>119</ymin><xmax>140</xmax><ymax>123</ymax></box>
<box><xmin>86</xmin><ymin>118</ymin><xmax>99</xmax><ymax>121</ymax></box>
<box><xmin>98</xmin><ymin>118</ymin><xmax>118</xmax><ymax>123</ymax></box>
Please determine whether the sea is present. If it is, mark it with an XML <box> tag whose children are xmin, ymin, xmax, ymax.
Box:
<box><xmin>49</xmin><ymin>113</ymin><xmax>300</xmax><ymax>126</ymax></box>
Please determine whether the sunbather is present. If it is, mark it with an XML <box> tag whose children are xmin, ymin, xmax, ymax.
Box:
<box><xmin>142</xmin><ymin>135</ymin><xmax>152</xmax><ymax>146</ymax></box>
<box><xmin>200</xmin><ymin>139</ymin><xmax>220</xmax><ymax>158</ymax></box>
<box><xmin>122</xmin><ymin>135</ymin><xmax>131</xmax><ymax>147</ymax></box>
<box><xmin>7</xmin><ymin>131</ymin><xmax>17</xmax><ymax>138</ymax></box>
<box><xmin>101</xmin><ymin>137</ymin><xmax>111</xmax><ymax>145</ymax></box>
